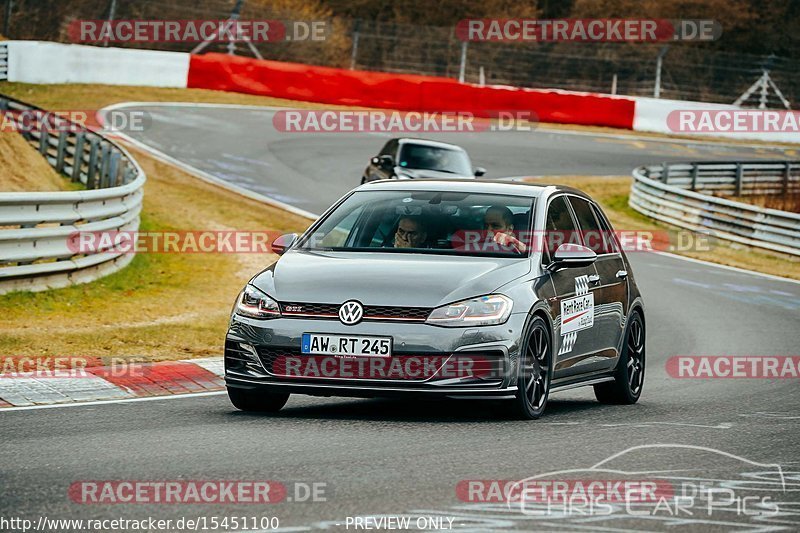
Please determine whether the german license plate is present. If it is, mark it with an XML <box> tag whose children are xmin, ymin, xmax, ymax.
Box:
<box><xmin>301</xmin><ymin>333</ymin><xmax>392</xmax><ymax>357</ymax></box>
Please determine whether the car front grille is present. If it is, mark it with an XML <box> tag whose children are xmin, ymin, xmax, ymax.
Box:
<box><xmin>279</xmin><ymin>302</ymin><xmax>431</xmax><ymax>322</ymax></box>
<box><xmin>253</xmin><ymin>346</ymin><xmax>506</xmax><ymax>384</ymax></box>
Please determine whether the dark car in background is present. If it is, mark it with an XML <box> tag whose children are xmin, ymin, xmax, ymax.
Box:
<box><xmin>225</xmin><ymin>180</ymin><xmax>645</xmax><ymax>419</ymax></box>
<box><xmin>361</xmin><ymin>138</ymin><xmax>486</xmax><ymax>183</ymax></box>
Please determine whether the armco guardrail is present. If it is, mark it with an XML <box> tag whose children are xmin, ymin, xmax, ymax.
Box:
<box><xmin>0</xmin><ymin>95</ymin><xmax>146</xmax><ymax>294</ymax></box>
<box><xmin>641</xmin><ymin>161</ymin><xmax>800</xmax><ymax>197</ymax></box>
<box><xmin>0</xmin><ymin>42</ymin><xmax>7</xmax><ymax>81</ymax></box>
<box><xmin>630</xmin><ymin>161</ymin><xmax>800</xmax><ymax>256</ymax></box>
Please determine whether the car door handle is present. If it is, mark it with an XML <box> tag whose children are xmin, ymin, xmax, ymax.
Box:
<box><xmin>616</xmin><ymin>270</ymin><xmax>628</xmax><ymax>279</ymax></box>
<box><xmin>588</xmin><ymin>274</ymin><xmax>600</xmax><ymax>284</ymax></box>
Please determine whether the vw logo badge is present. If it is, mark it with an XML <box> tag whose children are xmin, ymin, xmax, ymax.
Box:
<box><xmin>339</xmin><ymin>300</ymin><xmax>364</xmax><ymax>325</ymax></box>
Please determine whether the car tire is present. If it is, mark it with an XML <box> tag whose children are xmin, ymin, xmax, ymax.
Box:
<box><xmin>594</xmin><ymin>311</ymin><xmax>645</xmax><ymax>405</ymax></box>
<box><xmin>227</xmin><ymin>387</ymin><xmax>290</xmax><ymax>412</ymax></box>
<box><xmin>512</xmin><ymin>316</ymin><xmax>552</xmax><ymax>419</ymax></box>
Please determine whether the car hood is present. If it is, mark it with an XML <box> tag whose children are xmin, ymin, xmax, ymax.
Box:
<box><xmin>395</xmin><ymin>167</ymin><xmax>474</xmax><ymax>180</ymax></box>
<box><xmin>251</xmin><ymin>250</ymin><xmax>531</xmax><ymax>307</ymax></box>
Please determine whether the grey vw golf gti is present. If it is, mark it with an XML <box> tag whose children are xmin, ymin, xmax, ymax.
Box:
<box><xmin>226</xmin><ymin>180</ymin><xmax>645</xmax><ymax>419</ymax></box>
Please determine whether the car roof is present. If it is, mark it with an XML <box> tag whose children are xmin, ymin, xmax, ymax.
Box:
<box><xmin>393</xmin><ymin>138</ymin><xmax>467</xmax><ymax>151</ymax></box>
<box><xmin>358</xmin><ymin>178</ymin><xmax>592</xmax><ymax>200</ymax></box>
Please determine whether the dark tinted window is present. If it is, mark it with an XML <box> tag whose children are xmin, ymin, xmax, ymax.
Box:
<box><xmin>590</xmin><ymin>203</ymin><xmax>620</xmax><ymax>254</ymax></box>
<box><xmin>300</xmin><ymin>190</ymin><xmax>534</xmax><ymax>257</ymax></box>
<box><xmin>397</xmin><ymin>144</ymin><xmax>472</xmax><ymax>175</ymax></box>
<box><xmin>544</xmin><ymin>195</ymin><xmax>581</xmax><ymax>260</ymax></box>
<box><xmin>379</xmin><ymin>139</ymin><xmax>398</xmax><ymax>157</ymax></box>
<box><xmin>569</xmin><ymin>196</ymin><xmax>609</xmax><ymax>254</ymax></box>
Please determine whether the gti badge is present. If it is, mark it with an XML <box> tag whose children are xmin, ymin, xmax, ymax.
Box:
<box><xmin>339</xmin><ymin>301</ymin><xmax>364</xmax><ymax>325</ymax></box>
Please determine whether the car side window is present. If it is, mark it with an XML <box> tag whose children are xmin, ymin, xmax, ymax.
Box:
<box><xmin>590</xmin><ymin>203</ymin><xmax>620</xmax><ymax>254</ymax></box>
<box><xmin>317</xmin><ymin>205</ymin><xmax>365</xmax><ymax>248</ymax></box>
<box><xmin>543</xmin><ymin>195</ymin><xmax>580</xmax><ymax>262</ymax></box>
<box><xmin>568</xmin><ymin>196</ymin><xmax>607</xmax><ymax>255</ymax></box>
<box><xmin>380</xmin><ymin>140</ymin><xmax>398</xmax><ymax>158</ymax></box>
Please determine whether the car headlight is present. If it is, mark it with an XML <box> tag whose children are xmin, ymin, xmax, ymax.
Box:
<box><xmin>234</xmin><ymin>285</ymin><xmax>281</xmax><ymax>319</ymax></box>
<box><xmin>425</xmin><ymin>294</ymin><xmax>512</xmax><ymax>327</ymax></box>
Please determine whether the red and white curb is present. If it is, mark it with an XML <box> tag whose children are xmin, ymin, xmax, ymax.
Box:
<box><xmin>0</xmin><ymin>357</ymin><xmax>224</xmax><ymax>408</ymax></box>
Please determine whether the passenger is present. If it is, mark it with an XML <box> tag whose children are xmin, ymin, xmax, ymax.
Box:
<box><xmin>394</xmin><ymin>216</ymin><xmax>429</xmax><ymax>248</ymax></box>
<box><xmin>484</xmin><ymin>206</ymin><xmax>527</xmax><ymax>253</ymax></box>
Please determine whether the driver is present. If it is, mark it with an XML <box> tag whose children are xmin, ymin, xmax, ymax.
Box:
<box><xmin>394</xmin><ymin>216</ymin><xmax>429</xmax><ymax>248</ymax></box>
<box><xmin>484</xmin><ymin>206</ymin><xmax>527</xmax><ymax>253</ymax></box>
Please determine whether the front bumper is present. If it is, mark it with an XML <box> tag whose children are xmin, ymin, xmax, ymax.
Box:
<box><xmin>224</xmin><ymin>313</ymin><xmax>527</xmax><ymax>399</ymax></box>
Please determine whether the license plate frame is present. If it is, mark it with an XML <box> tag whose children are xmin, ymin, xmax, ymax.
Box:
<box><xmin>301</xmin><ymin>333</ymin><xmax>392</xmax><ymax>357</ymax></box>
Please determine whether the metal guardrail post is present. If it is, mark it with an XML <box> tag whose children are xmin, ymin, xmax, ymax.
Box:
<box><xmin>39</xmin><ymin>128</ymin><xmax>49</xmax><ymax>155</ymax></box>
<box><xmin>87</xmin><ymin>137</ymin><xmax>99</xmax><ymax>189</ymax></box>
<box><xmin>784</xmin><ymin>162</ymin><xmax>791</xmax><ymax>195</ymax></box>
<box><xmin>690</xmin><ymin>163</ymin><xmax>698</xmax><ymax>191</ymax></box>
<box><xmin>99</xmin><ymin>142</ymin><xmax>112</xmax><ymax>188</ymax></box>
<box><xmin>662</xmin><ymin>163</ymin><xmax>670</xmax><ymax>184</ymax></box>
<box><xmin>72</xmin><ymin>132</ymin><xmax>85</xmax><ymax>183</ymax></box>
<box><xmin>55</xmin><ymin>131</ymin><xmax>68</xmax><ymax>173</ymax></box>
<box><xmin>735</xmin><ymin>163</ymin><xmax>743</xmax><ymax>196</ymax></box>
<box><xmin>109</xmin><ymin>152</ymin><xmax>121</xmax><ymax>187</ymax></box>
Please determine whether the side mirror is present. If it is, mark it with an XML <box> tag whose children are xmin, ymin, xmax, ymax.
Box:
<box><xmin>377</xmin><ymin>154</ymin><xmax>394</xmax><ymax>168</ymax></box>
<box><xmin>271</xmin><ymin>233</ymin><xmax>298</xmax><ymax>255</ymax></box>
<box><xmin>474</xmin><ymin>167</ymin><xmax>486</xmax><ymax>177</ymax></box>
<box><xmin>548</xmin><ymin>243</ymin><xmax>596</xmax><ymax>270</ymax></box>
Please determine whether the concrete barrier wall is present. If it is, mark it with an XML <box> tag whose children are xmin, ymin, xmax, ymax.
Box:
<box><xmin>186</xmin><ymin>52</ymin><xmax>637</xmax><ymax>129</ymax></box>
<box><xmin>2</xmin><ymin>41</ymin><xmax>797</xmax><ymax>143</ymax></box>
<box><xmin>6</xmin><ymin>41</ymin><xmax>189</xmax><ymax>87</ymax></box>
<box><xmin>632</xmin><ymin>96</ymin><xmax>800</xmax><ymax>144</ymax></box>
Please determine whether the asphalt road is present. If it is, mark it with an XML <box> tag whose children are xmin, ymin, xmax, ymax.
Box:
<box><xmin>1</xmin><ymin>104</ymin><xmax>799</xmax><ymax>532</ymax></box>
<box><xmin>109</xmin><ymin>104</ymin><xmax>794</xmax><ymax>214</ymax></box>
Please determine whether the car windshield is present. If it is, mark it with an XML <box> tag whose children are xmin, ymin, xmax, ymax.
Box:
<box><xmin>299</xmin><ymin>190</ymin><xmax>535</xmax><ymax>257</ymax></box>
<box><xmin>398</xmin><ymin>144</ymin><xmax>472</xmax><ymax>175</ymax></box>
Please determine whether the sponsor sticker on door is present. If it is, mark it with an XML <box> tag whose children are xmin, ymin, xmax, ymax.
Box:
<box><xmin>561</xmin><ymin>294</ymin><xmax>594</xmax><ymax>334</ymax></box>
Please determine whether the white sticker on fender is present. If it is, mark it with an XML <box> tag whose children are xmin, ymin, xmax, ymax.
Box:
<box><xmin>560</xmin><ymin>293</ymin><xmax>595</xmax><ymax>334</ymax></box>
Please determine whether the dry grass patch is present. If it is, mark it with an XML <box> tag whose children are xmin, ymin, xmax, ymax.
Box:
<box><xmin>527</xmin><ymin>175</ymin><xmax>800</xmax><ymax>281</ymax></box>
<box><xmin>0</xmin><ymin>131</ymin><xmax>70</xmax><ymax>192</ymax></box>
<box><xmin>726</xmin><ymin>192</ymin><xmax>800</xmax><ymax>214</ymax></box>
